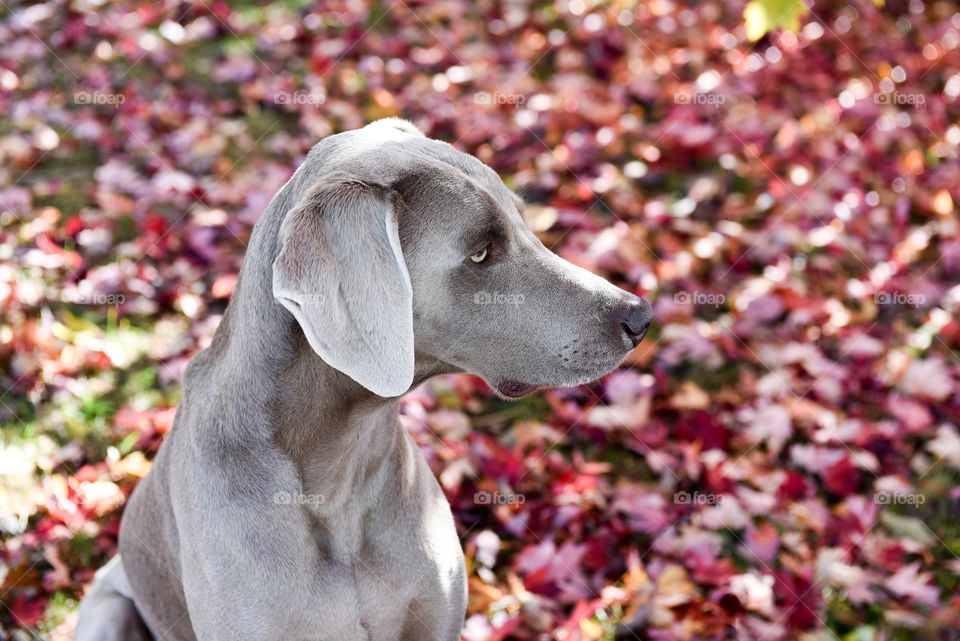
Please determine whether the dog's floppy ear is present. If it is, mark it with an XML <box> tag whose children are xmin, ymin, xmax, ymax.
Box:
<box><xmin>272</xmin><ymin>175</ymin><xmax>413</xmax><ymax>397</ymax></box>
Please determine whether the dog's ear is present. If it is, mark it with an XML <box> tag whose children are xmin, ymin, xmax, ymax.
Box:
<box><xmin>272</xmin><ymin>176</ymin><xmax>414</xmax><ymax>397</ymax></box>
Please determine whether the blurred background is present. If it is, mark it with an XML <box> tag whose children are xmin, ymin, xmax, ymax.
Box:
<box><xmin>2</xmin><ymin>0</ymin><xmax>960</xmax><ymax>639</ymax></box>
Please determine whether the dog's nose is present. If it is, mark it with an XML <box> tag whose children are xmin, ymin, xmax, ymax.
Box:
<box><xmin>620</xmin><ymin>300</ymin><xmax>653</xmax><ymax>347</ymax></box>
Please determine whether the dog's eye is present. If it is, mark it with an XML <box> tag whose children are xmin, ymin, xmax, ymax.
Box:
<box><xmin>469</xmin><ymin>248</ymin><xmax>488</xmax><ymax>263</ymax></box>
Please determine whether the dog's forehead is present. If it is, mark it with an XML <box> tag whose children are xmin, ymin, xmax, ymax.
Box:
<box><xmin>327</xmin><ymin>124</ymin><xmax>520</xmax><ymax>207</ymax></box>
<box><xmin>408</xmin><ymin>141</ymin><xmax>524</xmax><ymax>227</ymax></box>
<box><xmin>309</xmin><ymin>123</ymin><xmax>525</xmax><ymax>249</ymax></box>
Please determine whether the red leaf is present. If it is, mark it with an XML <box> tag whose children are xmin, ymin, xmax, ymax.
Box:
<box><xmin>10</xmin><ymin>592</ymin><xmax>47</xmax><ymax>627</ymax></box>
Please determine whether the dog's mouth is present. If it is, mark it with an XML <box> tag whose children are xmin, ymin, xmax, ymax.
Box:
<box><xmin>497</xmin><ymin>380</ymin><xmax>539</xmax><ymax>398</ymax></box>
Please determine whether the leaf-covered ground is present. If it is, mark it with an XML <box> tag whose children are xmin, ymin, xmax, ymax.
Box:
<box><xmin>2</xmin><ymin>0</ymin><xmax>960</xmax><ymax>639</ymax></box>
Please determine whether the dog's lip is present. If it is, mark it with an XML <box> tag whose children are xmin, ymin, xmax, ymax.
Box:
<box><xmin>497</xmin><ymin>380</ymin><xmax>539</xmax><ymax>398</ymax></box>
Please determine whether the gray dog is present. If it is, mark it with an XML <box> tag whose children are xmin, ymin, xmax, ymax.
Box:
<box><xmin>74</xmin><ymin>119</ymin><xmax>652</xmax><ymax>641</ymax></box>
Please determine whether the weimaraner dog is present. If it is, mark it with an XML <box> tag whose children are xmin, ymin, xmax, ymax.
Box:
<box><xmin>74</xmin><ymin>118</ymin><xmax>652</xmax><ymax>641</ymax></box>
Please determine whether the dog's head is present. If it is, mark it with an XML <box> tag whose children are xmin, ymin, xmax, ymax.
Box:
<box><xmin>272</xmin><ymin>119</ymin><xmax>652</xmax><ymax>398</ymax></box>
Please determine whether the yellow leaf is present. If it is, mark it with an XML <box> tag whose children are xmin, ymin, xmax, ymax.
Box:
<box><xmin>743</xmin><ymin>0</ymin><xmax>810</xmax><ymax>41</ymax></box>
<box><xmin>670</xmin><ymin>381</ymin><xmax>710</xmax><ymax>410</ymax></box>
<box><xmin>111</xmin><ymin>451</ymin><xmax>153</xmax><ymax>479</ymax></box>
<box><xmin>932</xmin><ymin>189</ymin><xmax>953</xmax><ymax>216</ymax></box>
<box><xmin>579</xmin><ymin>618</ymin><xmax>604</xmax><ymax>639</ymax></box>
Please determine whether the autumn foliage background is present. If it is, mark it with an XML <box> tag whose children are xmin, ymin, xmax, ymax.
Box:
<box><xmin>2</xmin><ymin>0</ymin><xmax>960</xmax><ymax>639</ymax></box>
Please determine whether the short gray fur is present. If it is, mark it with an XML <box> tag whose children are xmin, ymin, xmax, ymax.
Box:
<box><xmin>74</xmin><ymin>119</ymin><xmax>652</xmax><ymax>641</ymax></box>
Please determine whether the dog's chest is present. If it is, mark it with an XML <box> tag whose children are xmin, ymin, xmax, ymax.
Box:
<box><xmin>307</xmin><ymin>492</ymin><xmax>467</xmax><ymax>640</ymax></box>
